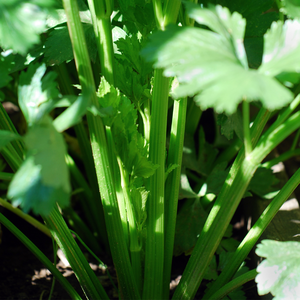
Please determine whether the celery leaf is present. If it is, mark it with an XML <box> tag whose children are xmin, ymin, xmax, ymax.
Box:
<box><xmin>97</xmin><ymin>77</ymin><xmax>157</xmax><ymax>178</ymax></box>
<box><xmin>256</xmin><ymin>240</ymin><xmax>300</xmax><ymax>299</ymax></box>
<box><xmin>0</xmin><ymin>0</ymin><xmax>57</xmax><ymax>55</ymax></box>
<box><xmin>18</xmin><ymin>63</ymin><xmax>59</xmax><ymax>126</ymax></box>
<box><xmin>8</xmin><ymin>117</ymin><xmax>70</xmax><ymax>216</ymax></box>
<box><xmin>142</xmin><ymin>4</ymin><xmax>294</xmax><ymax>114</ymax></box>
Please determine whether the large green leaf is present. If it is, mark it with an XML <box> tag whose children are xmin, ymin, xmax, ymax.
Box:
<box><xmin>8</xmin><ymin>117</ymin><xmax>70</xmax><ymax>216</ymax></box>
<box><xmin>142</xmin><ymin>3</ymin><xmax>294</xmax><ymax>114</ymax></box>
<box><xmin>256</xmin><ymin>240</ymin><xmax>300</xmax><ymax>299</ymax></box>
<box><xmin>0</xmin><ymin>0</ymin><xmax>57</xmax><ymax>55</ymax></box>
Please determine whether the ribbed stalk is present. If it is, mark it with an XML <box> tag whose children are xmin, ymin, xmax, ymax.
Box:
<box><xmin>143</xmin><ymin>69</ymin><xmax>169</xmax><ymax>300</ymax></box>
<box><xmin>62</xmin><ymin>0</ymin><xmax>140</xmax><ymax>298</ymax></box>
<box><xmin>163</xmin><ymin>98</ymin><xmax>187</xmax><ymax>300</ymax></box>
<box><xmin>44</xmin><ymin>206</ymin><xmax>108</xmax><ymax>299</ymax></box>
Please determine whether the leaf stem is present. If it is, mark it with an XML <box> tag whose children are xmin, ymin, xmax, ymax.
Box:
<box><xmin>208</xmin><ymin>269</ymin><xmax>257</xmax><ymax>300</ymax></box>
<box><xmin>143</xmin><ymin>68</ymin><xmax>169</xmax><ymax>300</ymax></box>
<box><xmin>163</xmin><ymin>97</ymin><xmax>187</xmax><ymax>300</ymax></box>
<box><xmin>243</xmin><ymin>100</ymin><xmax>252</xmax><ymax>156</ymax></box>
<box><xmin>0</xmin><ymin>197</ymin><xmax>51</xmax><ymax>237</ymax></box>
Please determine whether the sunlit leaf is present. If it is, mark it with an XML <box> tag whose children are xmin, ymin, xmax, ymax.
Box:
<box><xmin>256</xmin><ymin>240</ymin><xmax>300</xmax><ymax>299</ymax></box>
<box><xmin>281</xmin><ymin>0</ymin><xmax>300</xmax><ymax>19</ymax></box>
<box><xmin>142</xmin><ymin>3</ymin><xmax>294</xmax><ymax>114</ymax></box>
<box><xmin>0</xmin><ymin>0</ymin><xmax>57</xmax><ymax>55</ymax></box>
<box><xmin>259</xmin><ymin>20</ymin><xmax>300</xmax><ymax>77</ymax></box>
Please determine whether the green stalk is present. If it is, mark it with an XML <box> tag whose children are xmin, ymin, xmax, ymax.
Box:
<box><xmin>105</xmin><ymin>127</ymin><xmax>129</xmax><ymax>250</ymax></box>
<box><xmin>63</xmin><ymin>206</ymin><xmax>101</xmax><ymax>254</ymax></box>
<box><xmin>118</xmin><ymin>161</ymin><xmax>142</xmax><ymax>294</ymax></box>
<box><xmin>44</xmin><ymin>206</ymin><xmax>109</xmax><ymax>299</ymax></box>
<box><xmin>56</xmin><ymin>64</ymin><xmax>108</xmax><ymax>249</ymax></box>
<box><xmin>243</xmin><ymin>101</ymin><xmax>252</xmax><ymax>156</ymax></box>
<box><xmin>0</xmin><ymin>102</ymin><xmax>25</xmax><ymax>157</ymax></box>
<box><xmin>208</xmin><ymin>269</ymin><xmax>257</xmax><ymax>300</ymax></box>
<box><xmin>62</xmin><ymin>1</ymin><xmax>140</xmax><ymax>298</ymax></box>
<box><xmin>87</xmin><ymin>0</ymin><xmax>115</xmax><ymax>84</ymax></box>
<box><xmin>143</xmin><ymin>2</ymin><xmax>181</xmax><ymax>298</ymax></box>
<box><xmin>262</xmin><ymin>149</ymin><xmax>300</xmax><ymax>169</ymax></box>
<box><xmin>0</xmin><ymin>212</ymin><xmax>82</xmax><ymax>300</ymax></box>
<box><xmin>0</xmin><ymin>197</ymin><xmax>51</xmax><ymax>237</ymax></box>
<box><xmin>172</xmin><ymin>109</ymin><xmax>280</xmax><ymax>300</ymax></box>
<box><xmin>291</xmin><ymin>127</ymin><xmax>300</xmax><ymax>150</ymax></box>
<box><xmin>0</xmin><ymin>172</ymin><xmax>14</xmax><ymax>180</ymax></box>
<box><xmin>1</xmin><ymin>144</ymin><xmax>23</xmax><ymax>172</ymax></box>
<box><xmin>204</xmin><ymin>166</ymin><xmax>300</xmax><ymax>299</ymax></box>
<box><xmin>143</xmin><ymin>68</ymin><xmax>169</xmax><ymax>300</ymax></box>
<box><xmin>163</xmin><ymin>98</ymin><xmax>187</xmax><ymax>300</ymax></box>
<box><xmin>185</xmin><ymin>100</ymin><xmax>202</xmax><ymax>136</ymax></box>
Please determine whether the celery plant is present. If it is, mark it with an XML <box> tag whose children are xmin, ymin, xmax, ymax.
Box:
<box><xmin>2</xmin><ymin>0</ymin><xmax>300</xmax><ymax>300</ymax></box>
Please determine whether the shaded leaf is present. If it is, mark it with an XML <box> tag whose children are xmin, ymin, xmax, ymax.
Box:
<box><xmin>173</xmin><ymin>198</ymin><xmax>207</xmax><ymax>256</ymax></box>
<box><xmin>217</xmin><ymin>110</ymin><xmax>243</xmax><ymax>140</ymax></box>
<box><xmin>206</xmin><ymin>162</ymin><xmax>229</xmax><ymax>195</ymax></box>
<box><xmin>248</xmin><ymin>166</ymin><xmax>279</xmax><ymax>198</ymax></box>
<box><xmin>256</xmin><ymin>240</ymin><xmax>300</xmax><ymax>299</ymax></box>
<box><xmin>44</xmin><ymin>23</ymin><xmax>97</xmax><ymax>65</ymax></box>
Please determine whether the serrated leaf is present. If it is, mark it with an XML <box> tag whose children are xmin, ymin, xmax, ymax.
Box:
<box><xmin>142</xmin><ymin>4</ymin><xmax>294</xmax><ymax>114</ymax></box>
<box><xmin>97</xmin><ymin>77</ymin><xmax>157</xmax><ymax>178</ymax></box>
<box><xmin>259</xmin><ymin>20</ymin><xmax>300</xmax><ymax>77</ymax></box>
<box><xmin>217</xmin><ymin>110</ymin><xmax>243</xmax><ymax>140</ymax></box>
<box><xmin>0</xmin><ymin>0</ymin><xmax>57</xmax><ymax>55</ymax></box>
<box><xmin>281</xmin><ymin>0</ymin><xmax>300</xmax><ymax>19</ymax></box>
<box><xmin>18</xmin><ymin>63</ymin><xmax>59</xmax><ymax>126</ymax></box>
<box><xmin>0</xmin><ymin>130</ymin><xmax>21</xmax><ymax>150</ymax></box>
<box><xmin>8</xmin><ymin>117</ymin><xmax>70</xmax><ymax>216</ymax></box>
<box><xmin>256</xmin><ymin>240</ymin><xmax>300</xmax><ymax>299</ymax></box>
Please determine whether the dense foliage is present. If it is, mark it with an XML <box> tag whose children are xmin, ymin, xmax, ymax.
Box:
<box><xmin>1</xmin><ymin>0</ymin><xmax>300</xmax><ymax>299</ymax></box>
